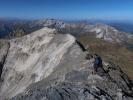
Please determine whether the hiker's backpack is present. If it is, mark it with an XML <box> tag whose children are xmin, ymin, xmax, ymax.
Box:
<box><xmin>95</xmin><ymin>56</ymin><xmax>102</xmax><ymax>65</ymax></box>
<box><xmin>97</xmin><ymin>57</ymin><xmax>102</xmax><ymax>65</ymax></box>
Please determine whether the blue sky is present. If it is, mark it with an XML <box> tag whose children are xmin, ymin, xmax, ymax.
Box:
<box><xmin>0</xmin><ymin>0</ymin><xmax>133</xmax><ymax>20</ymax></box>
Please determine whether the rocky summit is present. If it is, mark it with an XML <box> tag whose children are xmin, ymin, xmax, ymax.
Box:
<box><xmin>0</xmin><ymin>27</ymin><xmax>133</xmax><ymax>100</ymax></box>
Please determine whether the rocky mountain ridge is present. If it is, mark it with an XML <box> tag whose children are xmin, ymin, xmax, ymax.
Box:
<box><xmin>0</xmin><ymin>27</ymin><xmax>133</xmax><ymax>100</ymax></box>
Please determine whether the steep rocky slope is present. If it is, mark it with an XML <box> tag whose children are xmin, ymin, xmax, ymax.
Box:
<box><xmin>0</xmin><ymin>27</ymin><xmax>133</xmax><ymax>100</ymax></box>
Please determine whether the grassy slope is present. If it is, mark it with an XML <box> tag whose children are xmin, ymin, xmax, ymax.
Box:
<box><xmin>78</xmin><ymin>33</ymin><xmax>133</xmax><ymax>80</ymax></box>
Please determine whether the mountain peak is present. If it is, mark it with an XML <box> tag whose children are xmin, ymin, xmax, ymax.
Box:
<box><xmin>85</xmin><ymin>23</ymin><xmax>129</xmax><ymax>42</ymax></box>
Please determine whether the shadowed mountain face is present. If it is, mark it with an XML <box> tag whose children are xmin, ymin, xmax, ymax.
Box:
<box><xmin>0</xmin><ymin>27</ymin><xmax>133</xmax><ymax>100</ymax></box>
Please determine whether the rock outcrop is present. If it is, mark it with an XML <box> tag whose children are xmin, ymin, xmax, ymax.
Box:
<box><xmin>0</xmin><ymin>27</ymin><xmax>133</xmax><ymax>100</ymax></box>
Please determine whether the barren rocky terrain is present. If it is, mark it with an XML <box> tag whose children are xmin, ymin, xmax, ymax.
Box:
<box><xmin>0</xmin><ymin>27</ymin><xmax>133</xmax><ymax>100</ymax></box>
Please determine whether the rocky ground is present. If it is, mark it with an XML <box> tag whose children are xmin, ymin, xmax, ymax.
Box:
<box><xmin>0</xmin><ymin>27</ymin><xmax>133</xmax><ymax>100</ymax></box>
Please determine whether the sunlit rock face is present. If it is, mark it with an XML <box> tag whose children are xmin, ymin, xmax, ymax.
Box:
<box><xmin>0</xmin><ymin>27</ymin><xmax>83</xmax><ymax>99</ymax></box>
<box><xmin>0</xmin><ymin>27</ymin><xmax>133</xmax><ymax>100</ymax></box>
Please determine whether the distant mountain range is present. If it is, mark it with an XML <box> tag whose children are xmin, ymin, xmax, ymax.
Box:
<box><xmin>0</xmin><ymin>19</ymin><xmax>65</xmax><ymax>38</ymax></box>
<box><xmin>0</xmin><ymin>19</ymin><xmax>133</xmax><ymax>42</ymax></box>
<box><xmin>65</xmin><ymin>19</ymin><xmax>133</xmax><ymax>33</ymax></box>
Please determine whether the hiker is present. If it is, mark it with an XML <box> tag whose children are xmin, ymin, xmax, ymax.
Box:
<box><xmin>93</xmin><ymin>54</ymin><xmax>103</xmax><ymax>73</ymax></box>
